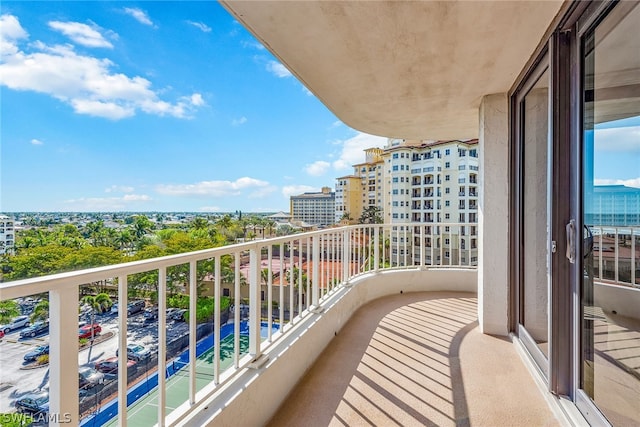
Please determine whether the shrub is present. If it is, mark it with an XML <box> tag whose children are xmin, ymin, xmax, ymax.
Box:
<box><xmin>79</xmin><ymin>338</ymin><xmax>88</xmax><ymax>346</ymax></box>
<box><xmin>36</xmin><ymin>354</ymin><xmax>49</xmax><ymax>365</ymax></box>
<box><xmin>0</xmin><ymin>412</ymin><xmax>33</xmax><ymax>427</ymax></box>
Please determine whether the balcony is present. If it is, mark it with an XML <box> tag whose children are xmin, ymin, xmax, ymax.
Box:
<box><xmin>0</xmin><ymin>223</ymin><xmax>540</xmax><ymax>426</ymax></box>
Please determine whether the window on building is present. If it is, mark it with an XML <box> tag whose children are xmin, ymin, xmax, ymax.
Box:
<box><xmin>445</xmin><ymin>162</ymin><xmax>450</xmax><ymax>168</ymax></box>
<box><xmin>392</xmin><ymin>165</ymin><xmax>398</xmax><ymax>171</ymax></box>
<box><xmin>445</xmin><ymin>213</ymin><xmax>450</xmax><ymax>219</ymax></box>
<box><xmin>445</xmin><ymin>175</ymin><xmax>450</xmax><ymax>181</ymax></box>
<box><xmin>445</xmin><ymin>201</ymin><xmax>450</xmax><ymax>207</ymax></box>
<box><xmin>445</xmin><ymin>187</ymin><xmax>450</xmax><ymax>194</ymax></box>
<box><xmin>393</xmin><ymin>153</ymin><xmax>399</xmax><ymax>159</ymax></box>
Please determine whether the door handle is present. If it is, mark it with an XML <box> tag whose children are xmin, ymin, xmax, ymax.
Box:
<box><xmin>566</xmin><ymin>219</ymin><xmax>576</xmax><ymax>264</ymax></box>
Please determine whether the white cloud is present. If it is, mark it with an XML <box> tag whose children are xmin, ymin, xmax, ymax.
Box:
<box><xmin>266</xmin><ymin>60</ymin><xmax>292</xmax><ymax>78</ymax></box>
<box><xmin>123</xmin><ymin>194</ymin><xmax>151</xmax><ymax>201</ymax></box>
<box><xmin>105</xmin><ymin>185</ymin><xmax>134</xmax><ymax>193</ymax></box>
<box><xmin>329</xmin><ymin>120</ymin><xmax>343</xmax><ymax>129</ymax></box>
<box><xmin>123</xmin><ymin>8</ymin><xmax>154</xmax><ymax>26</ymax></box>
<box><xmin>62</xmin><ymin>194</ymin><xmax>151</xmax><ymax>211</ymax></box>
<box><xmin>156</xmin><ymin>177</ymin><xmax>270</xmax><ymax>197</ymax></box>
<box><xmin>332</xmin><ymin>132</ymin><xmax>387</xmax><ymax>170</ymax></box>
<box><xmin>594</xmin><ymin>178</ymin><xmax>640</xmax><ymax>188</ymax></box>
<box><xmin>241</xmin><ymin>40</ymin><xmax>265</xmax><ymax>50</ymax></box>
<box><xmin>231</xmin><ymin>116</ymin><xmax>247</xmax><ymax>126</ymax></box>
<box><xmin>30</xmin><ymin>138</ymin><xmax>43</xmax><ymax>145</ymax></box>
<box><xmin>0</xmin><ymin>15</ymin><xmax>203</xmax><ymax>120</ymax></box>
<box><xmin>189</xmin><ymin>93</ymin><xmax>205</xmax><ymax>106</ymax></box>
<box><xmin>305</xmin><ymin>160</ymin><xmax>330</xmax><ymax>176</ymax></box>
<box><xmin>594</xmin><ymin>126</ymin><xmax>640</xmax><ymax>152</ymax></box>
<box><xmin>282</xmin><ymin>185</ymin><xmax>319</xmax><ymax>198</ymax></box>
<box><xmin>48</xmin><ymin>21</ymin><xmax>113</xmax><ymax>48</ymax></box>
<box><xmin>302</xmin><ymin>85</ymin><xmax>313</xmax><ymax>96</ymax></box>
<box><xmin>186</xmin><ymin>21</ymin><xmax>211</xmax><ymax>33</ymax></box>
<box><xmin>0</xmin><ymin>14</ymin><xmax>28</xmax><ymax>55</ymax></box>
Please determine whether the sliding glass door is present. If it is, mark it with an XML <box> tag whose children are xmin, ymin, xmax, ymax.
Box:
<box><xmin>579</xmin><ymin>2</ymin><xmax>640</xmax><ymax>424</ymax></box>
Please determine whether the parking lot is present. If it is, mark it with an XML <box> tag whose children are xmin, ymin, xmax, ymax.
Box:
<box><xmin>0</xmin><ymin>307</ymin><xmax>190</xmax><ymax>415</ymax></box>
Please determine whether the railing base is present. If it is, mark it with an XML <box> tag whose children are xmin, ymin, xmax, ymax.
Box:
<box><xmin>249</xmin><ymin>354</ymin><xmax>269</xmax><ymax>369</ymax></box>
<box><xmin>310</xmin><ymin>305</ymin><xmax>324</xmax><ymax>314</ymax></box>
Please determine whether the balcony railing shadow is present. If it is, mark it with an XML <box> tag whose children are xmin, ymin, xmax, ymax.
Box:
<box><xmin>267</xmin><ymin>292</ymin><xmax>558</xmax><ymax>427</ymax></box>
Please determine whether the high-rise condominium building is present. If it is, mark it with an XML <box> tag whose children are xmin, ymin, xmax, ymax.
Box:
<box><xmin>385</xmin><ymin>138</ymin><xmax>479</xmax><ymax>265</ymax></box>
<box><xmin>290</xmin><ymin>187</ymin><xmax>336</xmax><ymax>227</ymax></box>
<box><xmin>335</xmin><ymin>148</ymin><xmax>384</xmax><ymax>224</ymax></box>
<box><xmin>0</xmin><ymin>215</ymin><xmax>15</xmax><ymax>256</ymax></box>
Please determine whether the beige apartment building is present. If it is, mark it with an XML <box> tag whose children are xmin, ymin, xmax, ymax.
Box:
<box><xmin>334</xmin><ymin>147</ymin><xmax>384</xmax><ymax>224</ymax></box>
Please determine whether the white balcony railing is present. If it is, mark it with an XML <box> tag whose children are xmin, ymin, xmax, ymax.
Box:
<box><xmin>588</xmin><ymin>225</ymin><xmax>639</xmax><ymax>288</ymax></box>
<box><xmin>0</xmin><ymin>223</ymin><xmax>476</xmax><ymax>426</ymax></box>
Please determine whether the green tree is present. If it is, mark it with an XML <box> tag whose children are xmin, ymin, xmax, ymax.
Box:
<box><xmin>0</xmin><ymin>300</ymin><xmax>20</xmax><ymax>324</ymax></box>
<box><xmin>132</xmin><ymin>215</ymin><xmax>154</xmax><ymax>240</ymax></box>
<box><xmin>358</xmin><ymin>206</ymin><xmax>383</xmax><ymax>224</ymax></box>
<box><xmin>81</xmin><ymin>293</ymin><xmax>112</xmax><ymax>362</ymax></box>
<box><xmin>30</xmin><ymin>300</ymin><xmax>49</xmax><ymax>322</ymax></box>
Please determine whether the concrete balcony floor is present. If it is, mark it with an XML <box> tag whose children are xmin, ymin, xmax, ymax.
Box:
<box><xmin>268</xmin><ymin>291</ymin><xmax>558</xmax><ymax>427</ymax></box>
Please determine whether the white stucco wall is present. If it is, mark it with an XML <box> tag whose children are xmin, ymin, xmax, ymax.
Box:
<box><xmin>178</xmin><ymin>268</ymin><xmax>477</xmax><ymax>427</ymax></box>
<box><xmin>478</xmin><ymin>93</ymin><xmax>510</xmax><ymax>336</ymax></box>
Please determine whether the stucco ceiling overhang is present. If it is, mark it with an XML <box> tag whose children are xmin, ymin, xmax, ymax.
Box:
<box><xmin>221</xmin><ymin>1</ymin><xmax>565</xmax><ymax>140</ymax></box>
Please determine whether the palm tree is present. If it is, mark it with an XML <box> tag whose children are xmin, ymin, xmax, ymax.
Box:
<box><xmin>30</xmin><ymin>300</ymin><xmax>49</xmax><ymax>322</ymax></box>
<box><xmin>190</xmin><ymin>217</ymin><xmax>209</xmax><ymax>230</ymax></box>
<box><xmin>81</xmin><ymin>293</ymin><xmax>112</xmax><ymax>361</ymax></box>
<box><xmin>0</xmin><ymin>300</ymin><xmax>20</xmax><ymax>324</ymax></box>
<box><xmin>132</xmin><ymin>215</ymin><xmax>154</xmax><ymax>240</ymax></box>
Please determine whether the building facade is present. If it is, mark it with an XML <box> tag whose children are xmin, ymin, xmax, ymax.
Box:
<box><xmin>334</xmin><ymin>148</ymin><xmax>384</xmax><ymax>224</ymax></box>
<box><xmin>0</xmin><ymin>215</ymin><xmax>15</xmax><ymax>256</ymax></box>
<box><xmin>585</xmin><ymin>185</ymin><xmax>640</xmax><ymax>226</ymax></box>
<box><xmin>384</xmin><ymin>139</ymin><xmax>479</xmax><ymax>266</ymax></box>
<box><xmin>290</xmin><ymin>187</ymin><xmax>335</xmax><ymax>227</ymax></box>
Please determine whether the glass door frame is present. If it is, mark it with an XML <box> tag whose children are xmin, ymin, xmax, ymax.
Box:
<box><xmin>573</xmin><ymin>1</ymin><xmax>631</xmax><ymax>424</ymax></box>
<box><xmin>511</xmin><ymin>53</ymin><xmax>552</xmax><ymax>381</ymax></box>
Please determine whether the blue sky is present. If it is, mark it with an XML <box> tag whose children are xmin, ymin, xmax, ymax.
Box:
<box><xmin>0</xmin><ymin>1</ymin><xmax>387</xmax><ymax>212</ymax></box>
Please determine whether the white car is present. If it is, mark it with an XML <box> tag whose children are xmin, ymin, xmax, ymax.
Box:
<box><xmin>1</xmin><ymin>315</ymin><xmax>30</xmax><ymax>333</ymax></box>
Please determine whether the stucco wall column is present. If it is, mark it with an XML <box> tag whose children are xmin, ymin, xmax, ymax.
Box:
<box><xmin>478</xmin><ymin>93</ymin><xmax>510</xmax><ymax>335</ymax></box>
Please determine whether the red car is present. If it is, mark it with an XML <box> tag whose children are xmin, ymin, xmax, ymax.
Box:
<box><xmin>78</xmin><ymin>324</ymin><xmax>102</xmax><ymax>339</ymax></box>
<box><xmin>0</xmin><ymin>330</ymin><xmax>4</xmax><ymax>339</ymax></box>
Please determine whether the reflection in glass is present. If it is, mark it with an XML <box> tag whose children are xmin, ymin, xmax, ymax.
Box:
<box><xmin>522</xmin><ymin>68</ymin><xmax>550</xmax><ymax>357</ymax></box>
<box><xmin>582</xmin><ymin>3</ymin><xmax>640</xmax><ymax>424</ymax></box>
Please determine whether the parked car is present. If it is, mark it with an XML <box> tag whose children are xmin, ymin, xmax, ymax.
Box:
<box><xmin>78</xmin><ymin>324</ymin><xmax>102</xmax><ymax>339</ymax></box>
<box><xmin>127</xmin><ymin>300</ymin><xmax>145</xmax><ymax>315</ymax></box>
<box><xmin>110</xmin><ymin>303</ymin><xmax>118</xmax><ymax>314</ymax></box>
<box><xmin>15</xmin><ymin>391</ymin><xmax>49</xmax><ymax>415</ymax></box>
<box><xmin>20</xmin><ymin>321</ymin><xmax>49</xmax><ymax>338</ymax></box>
<box><xmin>166</xmin><ymin>307</ymin><xmax>181</xmax><ymax>318</ymax></box>
<box><xmin>78</xmin><ymin>366</ymin><xmax>104</xmax><ymax>389</ymax></box>
<box><xmin>171</xmin><ymin>309</ymin><xmax>188</xmax><ymax>322</ymax></box>
<box><xmin>94</xmin><ymin>356</ymin><xmax>136</xmax><ymax>374</ymax></box>
<box><xmin>0</xmin><ymin>330</ymin><xmax>4</xmax><ymax>340</ymax></box>
<box><xmin>24</xmin><ymin>344</ymin><xmax>50</xmax><ymax>362</ymax></box>
<box><xmin>143</xmin><ymin>307</ymin><xmax>158</xmax><ymax>319</ymax></box>
<box><xmin>117</xmin><ymin>343</ymin><xmax>151</xmax><ymax>361</ymax></box>
<box><xmin>1</xmin><ymin>315</ymin><xmax>30</xmax><ymax>333</ymax></box>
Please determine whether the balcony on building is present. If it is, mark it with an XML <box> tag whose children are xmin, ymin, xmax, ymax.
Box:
<box><xmin>1</xmin><ymin>1</ymin><xmax>639</xmax><ymax>426</ymax></box>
